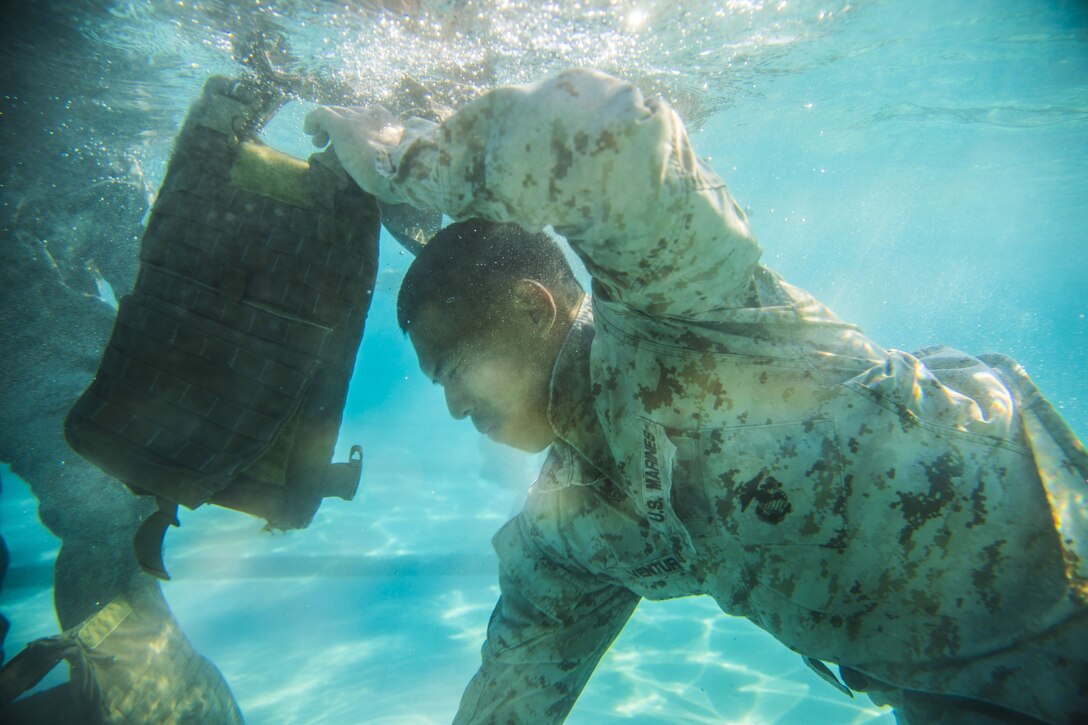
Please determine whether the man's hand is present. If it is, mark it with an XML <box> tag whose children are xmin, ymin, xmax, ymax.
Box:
<box><xmin>303</xmin><ymin>105</ymin><xmax>403</xmax><ymax>195</ymax></box>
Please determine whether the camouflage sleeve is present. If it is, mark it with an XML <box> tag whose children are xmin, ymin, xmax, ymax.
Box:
<box><xmin>372</xmin><ymin>69</ymin><xmax>764</xmax><ymax>316</ymax></box>
<box><xmin>454</xmin><ymin>517</ymin><xmax>641</xmax><ymax>724</ymax></box>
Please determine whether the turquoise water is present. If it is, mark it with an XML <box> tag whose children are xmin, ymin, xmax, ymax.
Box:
<box><xmin>1</xmin><ymin>1</ymin><xmax>1086</xmax><ymax>723</ymax></box>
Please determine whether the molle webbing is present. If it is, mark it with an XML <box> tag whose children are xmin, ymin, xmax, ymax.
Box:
<box><xmin>65</xmin><ymin>76</ymin><xmax>379</xmax><ymax>530</ymax></box>
<box><xmin>0</xmin><ymin>596</ymin><xmax>243</xmax><ymax>723</ymax></box>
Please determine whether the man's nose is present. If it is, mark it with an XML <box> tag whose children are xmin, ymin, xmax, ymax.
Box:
<box><xmin>444</xmin><ymin>384</ymin><xmax>472</xmax><ymax>420</ymax></box>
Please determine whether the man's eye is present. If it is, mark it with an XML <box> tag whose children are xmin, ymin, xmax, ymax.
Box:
<box><xmin>439</xmin><ymin>351</ymin><xmax>466</xmax><ymax>384</ymax></box>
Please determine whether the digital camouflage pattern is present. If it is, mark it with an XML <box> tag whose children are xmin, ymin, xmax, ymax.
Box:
<box><xmin>325</xmin><ymin>70</ymin><xmax>1088</xmax><ymax>723</ymax></box>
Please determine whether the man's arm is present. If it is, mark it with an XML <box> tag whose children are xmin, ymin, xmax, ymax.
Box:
<box><xmin>305</xmin><ymin>69</ymin><xmax>762</xmax><ymax>317</ymax></box>
<box><xmin>455</xmin><ymin>517</ymin><xmax>640</xmax><ymax>724</ymax></box>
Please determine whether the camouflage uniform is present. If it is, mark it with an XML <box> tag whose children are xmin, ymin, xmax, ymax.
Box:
<box><xmin>349</xmin><ymin>70</ymin><xmax>1088</xmax><ymax>723</ymax></box>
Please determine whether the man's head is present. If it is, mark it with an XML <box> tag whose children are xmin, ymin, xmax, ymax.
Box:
<box><xmin>397</xmin><ymin>219</ymin><xmax>584</xmax><ymax>452</ymax></box>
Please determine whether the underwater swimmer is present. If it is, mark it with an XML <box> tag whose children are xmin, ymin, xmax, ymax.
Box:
<box><xmin>305</xmin><ymin>69</ymin><xmax>1088</xmax><ymax>724</ymax></box>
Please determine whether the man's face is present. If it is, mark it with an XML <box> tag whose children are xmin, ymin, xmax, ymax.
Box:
<box><xmin>409</xmin><ymin>304</ymin><xmax>557</xmax><ymax>453</ymax></box>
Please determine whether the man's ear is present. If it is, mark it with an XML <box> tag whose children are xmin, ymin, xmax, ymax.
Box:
<box><xmin>512</xmin><ymin>279</ymin><xmax>558</xmax><ymax>332</ymax></box>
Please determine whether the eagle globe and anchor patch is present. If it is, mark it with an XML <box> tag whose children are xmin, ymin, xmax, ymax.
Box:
<box><xmin>700</xmin><ymin>419</ymin><xmax>847</xmax><ymax>547</ymax></box>
<box><xmin>738</xmin><ymin>472</ymin><xmax>793</xmax><ymax>524</ymax></box>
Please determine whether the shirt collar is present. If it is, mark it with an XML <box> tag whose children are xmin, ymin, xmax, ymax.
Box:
<box><xmin>540</xmin><ymin>294</ymin><xmax>624</xmax><ymax>490</ymax></box>
<box><xmin>546</xmin><ymin>293</ymin><xmax>594</xmax><ymax>441</ymax></box>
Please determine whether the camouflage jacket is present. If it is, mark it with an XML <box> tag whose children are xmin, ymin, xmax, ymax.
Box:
<box><xmin>353</xmin><ymin>69</ymin><xmax>1088</xmax><ymax>723</ymax></box>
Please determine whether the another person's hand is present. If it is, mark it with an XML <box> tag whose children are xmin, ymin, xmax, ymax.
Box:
<box><xmin>303</xmin><ymin>105</ymin><xmax>402</xmax><ymax>195</ymax></box>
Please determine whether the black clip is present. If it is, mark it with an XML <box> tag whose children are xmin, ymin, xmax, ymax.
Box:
<box><xmin>134</xmin><ymin>497</ymin><xmax>180</xmax><ymax>581</ymax></box>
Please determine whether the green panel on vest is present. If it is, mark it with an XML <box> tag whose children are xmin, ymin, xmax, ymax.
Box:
<box><xmin>231</xmin><ymin>141</ymin><xmax>311</xmax><ymax>208</ymax></box>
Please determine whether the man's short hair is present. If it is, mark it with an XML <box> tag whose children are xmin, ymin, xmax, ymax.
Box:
<box><xmin>396</xmin><ymin>218</ymin><xmax>582</xmax><ymax>333</ymax></box>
